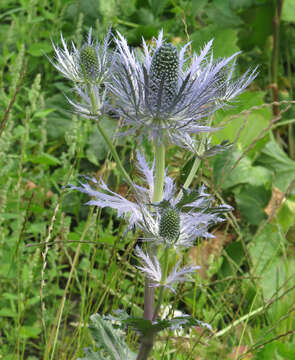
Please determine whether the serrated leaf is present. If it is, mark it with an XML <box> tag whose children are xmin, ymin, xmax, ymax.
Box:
<box><xmin>88</xmin><ymin>314</ymin><xmax>136</xmax><ymax>360</ymax></box>
<box><xmin>108</xmin><ymin>311</ymin><xmax>211</xmax><ymax>336</ymax></box>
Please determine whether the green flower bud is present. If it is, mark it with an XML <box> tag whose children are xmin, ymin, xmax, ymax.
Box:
<box><xmin>80</xmin><ymin>45</ymin><xmax>99</xmax><ymax>81</ymax></box>
<box><xmin>159</xmin><ymin>207</ymin><xmax>180</xmax><ymax>242</ymax></box>
<box><xmin>150</xmin><ymin>43</ymin><xmax>179</xmax><ymax>106</ymax></box>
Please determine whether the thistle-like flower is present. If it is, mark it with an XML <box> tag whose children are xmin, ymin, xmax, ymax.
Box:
<box><xmin>68</xmin><ymin>151</ymin><xmax>232</xmax><ymax>247</ymax></box>
<box><xmin>110</xmin><ymin>31</ymin><xmax>258</xmax><ymax>150</ymax></box>
<box><xmin>50</xmin><ymin>28</ymin><xmax>115</xmax><ymax>118</ymax></box>
<box><xmin>51</xmin><ymin>28</ymin><xmax>113</xmax><ymax>86</ymax></box>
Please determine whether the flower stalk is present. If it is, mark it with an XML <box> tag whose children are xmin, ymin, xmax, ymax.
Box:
<box><xmin>88</xmin><ymin>85</ymin><xmax>134</xmax><ymax>189</ymax></box>
<box><xmin>143</xmin><ymin>141</ymin><xmax>165</xmax><ymax>321</ymax></box>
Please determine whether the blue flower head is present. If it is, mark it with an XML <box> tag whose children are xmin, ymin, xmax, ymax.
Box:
<box><xmin>110</xmin><ymin>31</ymin><xmax>258</xmax><ymax>150</ymax></box>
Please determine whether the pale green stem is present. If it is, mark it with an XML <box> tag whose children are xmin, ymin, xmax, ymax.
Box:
<box><xmin>88</xmin><ymin>84</ymin><xmax>134</xmax><ymax>188</ymax></box>
<box><xmin>152</xmin><ymin>246</ymin><xmax>169</xmax><ymax>322</ymax></box>
<box><xmin>152</xmin><ymin>142</ymin><xmax>165</xmax><ymax>203</ymax></box>
<box><xmin>176</xmin><ymin>120</ymin><xmax>212</xmax><ymax>201</ymax></box>
<box><xmin>214</xmin><ymin>304</ymin><xmax>263</xmax><ymax>338</ymax></box>
<box><xmin>143</xmin><ymin>141</ymin><xmax>165</xmax><ymax>321</ymax></box>
<box><xmin>139</xmin><ymin>141</ymin><xmax>166</xmax><ymax>360</ymax></box>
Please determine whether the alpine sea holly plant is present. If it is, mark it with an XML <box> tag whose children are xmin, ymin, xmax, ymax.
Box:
<box><xmin>50</xmin><ymin>28</ymin><xmax>257</xmax><ymax>359</ymax></box>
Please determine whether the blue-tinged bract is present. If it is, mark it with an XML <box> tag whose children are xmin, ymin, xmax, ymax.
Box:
<box><xmin>110</xmin><ymin>31</ymin><xmax>258</xmax><ymax>150</ymax></box>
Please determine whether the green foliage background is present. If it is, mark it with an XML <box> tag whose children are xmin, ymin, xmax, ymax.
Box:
<box><xmin>1</xmin><ymin>0</ymin><xmax>295</xmax><ymax>359</ymax></box>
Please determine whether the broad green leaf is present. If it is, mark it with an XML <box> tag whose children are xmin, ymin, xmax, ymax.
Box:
<box><xmin>233</xmin><ymin>184</ymin><xmax>271</xmax><ymax>225</ymax></box>
<box><xmin>256</xmin><ymin>141</ymin><xmax>295</xmax><ymax>192</ymax></box>
<box><xmin>220</xmin><ymin>241</ymin><xmax>245</xmax><ymax>277</ymax></box>
<box><xmin>209</xmin><ymin>0</ymin><xmax>242</xmax><ymax>27</ymax></box>
<box><xmin>213</xmin><ymin>148</ymin><xmax>272</xmax><ymax>190</ymax></box>
<box><xmin>276</xmin><ymin>198</ymin><xmax>295</xmax><ymax>233</ymax></box>
<box><xmin>282</xmin><ymin>0</ymin><xmax>295</xmax><ymax>23</ymax></box>
<box><xmin>213</xmin><ymin>91</ymin><xmax>271</xmax><ymax>156</ymax></box>
<box><xmin>239</xmin><ymin>2</ymin><xmax>274</xmax><ymax>49</ymax></box>
<box><xmin>191</xmin><ymin>26</ymin><xmax>239</xmax><ymax>58</ymax></box>
<box><xmin>249</xmin><ymin>224</ymin><xmax>295</xmax><ymax>299</ymax></box>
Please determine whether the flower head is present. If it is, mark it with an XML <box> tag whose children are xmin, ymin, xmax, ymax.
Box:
<box><xmin>50</xmin><ymin>28</ymin><xmax>114</xmax><ymax>86</ymax></box>
<box><xmin>110</xmin><ymin>31</ymin><xmax>258</xmax><ymax>150</ymax></box>
<box><xmin>68</xmin><ymin>151</ymin><xmax>231</xmax><ymax>247</ymax></box>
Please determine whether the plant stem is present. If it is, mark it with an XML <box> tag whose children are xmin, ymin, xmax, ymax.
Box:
<box><xmin>138</xmin><ymin>141</ymin><xmax>165</xmax><ymax>360</ymax></box>
<box><xmin>88</xmin><ymin>84</ymin><xmax>134</xmax><ymax>188</ymax></box>
<box><xmin>271</xmin><ymin>0</ymin><xmax>283</xmax><ymax>141</ymax></box>
<box><xmin>153</xmin><ymin>246</ymin><xmax>169</xmax><ymax>322</ymax></box>
<box><xmin>143</xmin><ymin>141</ymin><xmax>165</xmax><ymax>321</ymax></box>
<box><xmin>152</xmin><ymin>142</ymin><xmax>165</xmax><ymax>203</ymax></box>
<box><xmin>176</xmin><ymin>133</ymin><xmax>207</xmax><ymax>202</ymax></box>
<box><xmin>96</xmin><ymin>121</ymin><xmax>133</xmax><ymax>187</ymax></box>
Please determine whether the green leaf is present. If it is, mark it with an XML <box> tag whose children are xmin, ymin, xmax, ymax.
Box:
<box><xmin>277</xmin><ymin>198</ymin><xmax>295</xmax><ymax>233</ymax></box>
<box><xmin>213</xmin><ymin>148</ymin><xmax>272</xmax><ymax>191</ymax></box>
<box><xmin>249</xmin><ymin>224</ymin><xmax>292</xmax><ymax>299</ymax></box>
<box><xmin>233</xmin><ymin>184</ymin><xmax>271</xmax><ymax>225</ymax></box>
<box><xmin>0</xmin><ymin>308</ymin><xmax>17</xmax><ymax>317</ymax></box>
<box><xmin>148</xmin><ymin>0</ymin><xmax>169</xmax><ymax>16</ymax></box>
<box><xmin>26</xmin><ymin>152</ymin><xmax>61</xmax><ymax>166</ymax></box>
<box><xmin>282</xmin><ymin>0</ymin><xmax>295</xmax><ymax>23</ymax></box>
<box><xmin>255</xmin><ymin>341</ymin><xmax>295</xmax><ymax>359</ymax></box>
<box><xmin>27</xmin><ymin>42</ymin><xmax>52</xmax><ymax>56</ymax></box>
<box><xmin>220</xmin><ymin>241</ymin><xmax>245</xmax><ymax>277</ymax></box>
<box><xmin>88</xmin><ymin>314</ymin><xmax>136</xmax><ymax>360</ymax></box>
<box><xmin>256</xmin><ymin>141</ymin><xmax>295</xmax><ymax>192</ymax></box>
<box><xmin>19</xmin><ymin>325</ymin><xmax>41</xmax><ymax>338</ymax></box>
<box><xmin>33</xmin><ymin>108</ymin><xmax>55</xmax><ymax>118</ymax></box>
<box><xmin>191</xmin><ymin>0</ymin><xmax>208</xmax><ymax>14</ymax></box>
<box><xmin>191</xmin><ymin>26</ymin><xmax>239</xmax><ymax>58</ymax></box>
<box><xmin>212</xmin><ymin>91</ymin><xmax>271</xmax><ymax>155</ymax></box>
<box><xmin>208</xmin><ymin>0</ymin><xmax>242</xmax><ymax>27</ymax></box>
<box><xmin>107</xmin><ymin>311</ymin><xmax>211</xmax><ymax>336</ymax></box>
